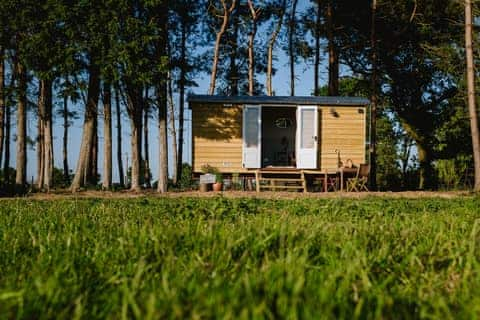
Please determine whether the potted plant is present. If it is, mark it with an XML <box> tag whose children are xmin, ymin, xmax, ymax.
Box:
<box><xmin>213</xmin><ymin>172</ymin><xmax>223</xmax><ymax>192</ymax></box>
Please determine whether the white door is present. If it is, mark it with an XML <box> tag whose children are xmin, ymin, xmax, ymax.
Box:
<box><xmin>296</xmin><ymin>106</ymin><xmax>318</xmax><ymax>169</ymax></box>
<box><xmin>242</xmin><ymin>105</ymin><xmax>262</xmax><ymax>168</ymax></box>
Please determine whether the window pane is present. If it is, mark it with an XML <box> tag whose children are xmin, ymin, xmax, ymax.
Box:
<box><xmin>301</xmin><ymin>109</ymin><xmax>314</xmax><ymax>149</ymax></box>
<box><xmin>245</xmin><ymin>108</ymin><xmax>259</xmax><ymax>148</ymax></box>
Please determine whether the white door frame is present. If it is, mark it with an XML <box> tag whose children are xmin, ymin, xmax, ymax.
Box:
<box><xmin>296</xmin><ymin>105</ymin><xmax>318</xmax><ymax>169</ymax></box>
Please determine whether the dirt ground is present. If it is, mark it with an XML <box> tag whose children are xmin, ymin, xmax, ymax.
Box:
<box><xmin>1</xmin><ymin>189</ymin><xmax>475</xmax><ymax>200</ymax></box>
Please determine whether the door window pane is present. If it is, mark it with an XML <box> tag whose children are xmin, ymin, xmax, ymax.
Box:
<box><xmin>301</xmin><ymin>109</ymin><xmax>314</xmax><ymax>149</ymax></box>
<box><xmin>245</xmin><ymin>108</ymin><xmax>259</xmax><ymax>147</ymax></box>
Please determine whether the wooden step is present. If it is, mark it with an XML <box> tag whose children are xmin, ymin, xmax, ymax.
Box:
<box><xmin>260</xmin><ymin>185</ymin><xmax>304</xmax><ymax>190</ymax></box>
<box><xmin>258</xmin><ymin>178</ymin><xmax>304</xmax><ymax>182</ymax></box>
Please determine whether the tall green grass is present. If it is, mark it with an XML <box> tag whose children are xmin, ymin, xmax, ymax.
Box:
<box><xmin>0</xmin><ymin>196</ymin><xmax>479</xmax><ymax>319</ymax></box>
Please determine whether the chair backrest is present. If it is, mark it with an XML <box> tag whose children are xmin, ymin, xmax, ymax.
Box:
<box><xmin>358</xmin><ymin>163</ymin><xmax>370</xmax><ymax>178</ymax></box>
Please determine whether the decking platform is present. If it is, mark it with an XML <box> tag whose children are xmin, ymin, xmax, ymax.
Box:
<box><xmin>253</xmin><ymin>167</ymin><xmax>356</xmax><ymax>192</ymax></box>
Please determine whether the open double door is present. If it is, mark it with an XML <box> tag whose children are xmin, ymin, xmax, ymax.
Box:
<box><xmin>242</xmin><ymin>105</ymin><xmax>318</xmax><ymax>169</ymax></box>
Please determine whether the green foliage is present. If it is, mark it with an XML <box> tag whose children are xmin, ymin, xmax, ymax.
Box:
<box><xmin>52</xmin><ymin>167</ymin><xmax>73</xmax><ymax>188</ymax></box>
<box><xmin>1</xmin><ymin>197</ymin><xmax>480</xmax><ymax>318</ymax></box>
<box><xmin>179</xmin><ymin>163</ymin><xmax>194</xmax><ymax>189</ymax></box>
<box><xmin>376</xmin><ymin>114</ymin><xmax>402</xmax><ymax>191</ymax></box>
<box><xmin>436</xmin><ymin>155</ymin><xmax>473</xmax><ymax>190</ymax></box>
<box><xmin>200</xmin><ymin>164</ymin><xmax>219</xmax><ymax>174</ymax></box>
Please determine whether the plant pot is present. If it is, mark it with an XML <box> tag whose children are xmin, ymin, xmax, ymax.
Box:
<box><xmin>212</xmin><ymin>182</ymin><xmax>223</xmax><ymax>192</ymax></box>
<box><xmin>199</xmin><ymin>183</ymin><xmax>209</xmax><ymax>192</ymax></box>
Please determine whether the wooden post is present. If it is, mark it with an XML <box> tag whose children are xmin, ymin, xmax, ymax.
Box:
<box><xmin>255</xmin><ymin>170</ymin><xmax>260</xmax><ymax>192</ymax></box>
<box><xmin>301</xmin><ymin>170</ymin><xmax>307</xmax><ymax>193</ymax></box>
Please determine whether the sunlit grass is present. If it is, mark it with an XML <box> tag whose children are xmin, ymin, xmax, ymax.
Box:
<box><xmin>0</xmin><ymin>196</ymin><xmax>479</xmax><ymax>319</ymax></box>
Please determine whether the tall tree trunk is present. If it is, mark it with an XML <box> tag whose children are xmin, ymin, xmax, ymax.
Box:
<box><xmin>465</xmin><ymin>0</ymin><xmax>480</xmax><ymax>191</ymax></box>
<box><xmin>416</xmin><ymin>142</ymin><xmax>434</xmax><ymax>190</ymax></box>
<box><xmin>36</xmin><ymin>85</ymin><xmax>45</xmax><ymax>189</ymax></box>
<box><xmin>143</xmin><ymin>89</ymin><xmax>151</xmax><ymax>188</ymax></box>
<box><xmin>15</xmin><ymin>61</ymin><xmax>27</xmax><ymax>191</ymax></box>
<box><xmin>266</xmin><ymin>0</ymin><xmax>286</xmax><ymax>96</ymax></box>
<box><xmin>327</xmin><ymin>1</ymin><xmax>339</xmax><ymax>96</ymax></box>
<box><xmin>4</xmin><ymin>95</ymin><xmax>10</xmax><ymax>184</ymax></box>
<box><xmin>208</xmin><ymin>0</ymin><xmax>237</xmax><ymax>95</ymax></box>
<box><xmin>71</xmin><ymin>62</ymin><xmax>100</xmax><ymax>192</ymax></box>
<box><xmin>125</xmin><ymin>83</ymin><xmax>143</xmax><ymax>192</ymax></box>
<box><xmin>39</xmin><ymin>78</ymin><xmax>54</xmax><ymax>191</ymax></box>
<box><xmin>369</xmin><ymin>0</ymin><xmax>377</xmax><ymax>190</ymax></box>
<box><xmin>63</xmin><ymin>84</ymin><xmax>69</xmax><ymax>184</ymax></box>
<box><xmin>227</xmin><ymin>12</ymin><xmax>239</xmax><ymax>96</ymax></box>
<box><xmin>247</xmin><ymin>0</ymin><xmax>259</xmax><ymax>96</ymax></box>
<box><xmin>157</xmin><ymin>85</ymin><xmax>168</xmax><ymax>193</ymax></box>
<box><xmin>0</xmin><ymin>47</ymin><xmax>5</xmax><ymax>173</ymax></box>
<box><xmin>177</xmin><ymin>23</ymin><xmax>187</xmax><ymax>182</ymax></box>
<box><xmin>314</xmin><ymin>0</ymin><xmax>321</xmax><ymax>96</ymax></box>
<box><xmin>102</xmin><ymin>82</ymin><xmax>112</xmax><ymax>190</ymax></box>
<box><xmin>167</xmin><ymin>72</ymin><xmax>178</xmax><ymax>185</ymax></box>
<box><xmin>114</xmin><ymin>85</ymin><xmax>124</xmax><ymax>187</ymax></box>
<box><xmin>288</xmin><ymin>0</ymin><xmax>298</xmax><ymax>96</ymax></box>
<box><xmin>90</xmin><ymin>113</ymin><xmax>98</xmax><ymax>184</ymax></box>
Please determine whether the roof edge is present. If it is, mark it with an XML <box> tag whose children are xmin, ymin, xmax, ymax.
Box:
<box><xmin>187</xmin><ymin>94</ymin><xmax>370</xmax><ymax>106</ymax></box>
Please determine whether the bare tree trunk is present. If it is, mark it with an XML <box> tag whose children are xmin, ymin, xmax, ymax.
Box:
<box><xmin>125</xmin><ymin>83</ymin><xmax>143</xmax><ymax>192</ymax></box>
<box><xmin>143</xmin><ymin>89</ymin><xmax>151</xmax><ymax>188</ymax></box>
<box><xmin>36</xmin><ymin>83</ymin><xmax>45</xmax><ymax>189</ymax></box>
<box><xmin>266</xmin><ymin>0</ymin><xmax>286</xmax><ymax>96</ymax></box>
<box><xmin>247</xmin><ymin>0</ymin><xmax>260</xmax><ymax>96</ymax></box>
<box><xmin>157</xmin><ymin>85</ymin><xmax>168</xmax><ymax>193</ymax></box>
<box><xmin>114</xmin><ymin>85</ymin><xmax>124</xmax><ymax>187</ymax></box>
<box><xmin>369</xmin><ymin>0</ymin><xmax>377</xmax><ymax>190</ymax></box>
<box><xmin>327</xmin><ymin>0</ymin><xmax>339</xmax><ymax>96</ymax></box>
<box><xmin>208</xmin><ymin>0</ymin><xmax>237</xmax><ymax>95</ymax></box>
<box><xmin>63</xmin><ymin>84</ymin><xmax>69</xmax><ymax>184</ymax></box>
<box><xmin>228</xmin><ymin>14</ymin><xmax>239</xmax><ymax>96</ymax></box>
<box><xmin>314</xmin><ymin>0</ymin><xmax>321</xmax><ymax>96</ymax></box>
<box><xmin>102</xmin><ymin>82</ymin><xmax>112</xmax><ymax>190</ymax></box>
<box><xmin>288</xmin><ymin>0</ymin><xmax>298</xmax><ymax>96</ymax></box>
<box><xmin>167</xmin><ymin>72</ymin><xmax>178</xmax><ymax>185</ymax></box>
<box><xmin>0</xmin><ymin>47</ymin><xmax>5</xmax><ymax>172</ymax></box>
<box><xmin>465</xmin><ymin>0</ymin><xmax>480</xmax><ymax>191</ymax></box>
<box><xmin>41</xmin><ymin>78</ymin><xmax>54</xmax><ymax>191</ymax></box>
<box><xmin>15</xmin><ymin>61</ymin><xmax>27</xmax><ymax>191</ymax></box>
<box><xmin>177</xmin><ymin>23</ymin><xmax>187</xmax><ymax>182</ymax></box>
<box><xmin>71</xmin><ymin>62</ymin><xmax>100</xmax><ymax>192</ymax></box>
<box><xmin>90</xmin><ymin>114</ymin><xmax>98</xmax><ymax>184</ymax></box>
<box><xmin>4</xmin><ymin>94</ymin><xmax>10</xmax><ymax>184</ymax></box>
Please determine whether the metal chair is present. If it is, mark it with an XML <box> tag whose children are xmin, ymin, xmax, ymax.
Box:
<box><xmin>346</xmin><ymin>164</ymin><xmax>370</xmax><ymax>192</ymax></box>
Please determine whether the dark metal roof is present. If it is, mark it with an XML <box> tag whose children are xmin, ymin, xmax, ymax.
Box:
<box><xmin>188</xmin><ymin>94</ymin><xmax>369</xmax><ymax>106</ymax></box>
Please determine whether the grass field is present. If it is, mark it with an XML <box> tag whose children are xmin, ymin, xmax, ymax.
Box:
<box><xmin>1</xmin><ymin>196</ymin><xmax>480</xmax><ymax>319</ymax></box>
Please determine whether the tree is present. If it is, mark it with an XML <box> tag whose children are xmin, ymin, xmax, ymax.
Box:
<box><xmin>0</xmin><ymin>48</ymin><xmax>4</xmax><ymax>173</ymax></box>
<box><xmin>102</xmin><ymin>82</ymin><xmax>112</xmax><ymax>189</ymax></box>
<box><xmin>266</xmin><ymin>0</ymin><xmax>287</xmax><ymax>96</ymax></box>
<box><xmin>208</xmin><ymin>0</ymin><xmax>237</xmax><ymax>95</ymax></box>
<box><xmin>15</xmin><ymin>60</ymin><xmax>27</xmax><ymax>190</ymax></box>
<box><xmin>247</xmin><ymin>0</ymin><xmax>261</xmax><ymax>96</ymax></box>
<box><xmin>70</xmin><ymin>0</ymin><xmax>110</xmax><ymax>191</ymax></box>
<box><xmin>169</xmin><ymin>0</ymin><xmax>202</xmax><ymax>182</ymax></box>
<box><xmin>114</xmin><ymin>85</ymin><xmax>124</xmax><ymax>187</ymax></box>
<box><xmin>326</xmin><ymin>0</ymin><xmax>339</xmax><ymax>96</ymax></box>
<box><xmin>369</xmin><ymin>0</ymin><xmax>378</xmax><ymax>190</ymax></box>
<box><xmin>154</xmin><ymin>0</ymin><xmax>169</xmax><ymax>193</ymax></box>
<box><xmin>465</xmin><ymin>0</ymin><xmax>480</xmax><ymax>191</ymax></box>
<box><xmin>287</xmin><ymin>0</ymin><xmax>298</xmax><ymax>96</ymax></box>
